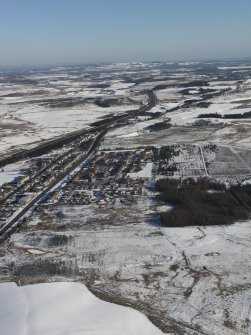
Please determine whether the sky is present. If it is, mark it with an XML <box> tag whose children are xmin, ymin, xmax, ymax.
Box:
<box><xmin>0</xmin><ymin>0</ymin><xmax>251</xmax><ymax>66</ymax></box>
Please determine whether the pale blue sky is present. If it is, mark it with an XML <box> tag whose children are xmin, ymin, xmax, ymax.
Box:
<box><xmin>0</xmin><ymin>0</ymin><xmax>251</xmax><ymax>66</ymax></box>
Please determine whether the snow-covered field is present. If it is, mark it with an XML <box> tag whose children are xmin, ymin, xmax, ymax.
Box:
<box><xmin>0</xmin><ymin>160</ymin><xmax>28</xmax><ymax>187</ymax></box>
<box><xmin>0</xmin><ymin>170</ymin><xmax>22</xmax><ymax>187</ymax></box>
<box><xmin>1</xmin><ymin>202</ymin><xmax>250</xmax><ymax>335</ymax></box>
<box><xmin>0</xmin><ymin>66</ymin><xmax>144</xmax><ymax>157</ymax></box>
<box><xmin>1</xmin><ymin>61</ymin><xmax>251</xmax><ymax>156</ymax></box>
<box><xmin>0</xmin><ymin>99</ymin><xmax>138</xmax><ymax>156</ymax></box>
<box><xmin>0</xmin><ymin>282</ymin><xmax>162</xmax><ymax>335</ymax></box>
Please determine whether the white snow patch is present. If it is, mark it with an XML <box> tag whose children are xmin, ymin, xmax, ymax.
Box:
<box><xmin>119</xmin><ymin>132</ymin><xmax>139</xmax><ymax>138</ymax></box>
<box><xmin>0</xmin><ymin>171</ymin><xmax>21</xmax><ymax>187</ymax></box>
<box><xmin>157</xmin><ymin>205</ymin><xmax>174</xmax><ymax>212</ymax></box>
<box><xmin>0</xmin><ymin>282</ymin><xmax>163</xmax><ymax>335</ymax></box>
<box><xmin>27</xmin><ymin>249</ymin><xmax>46</xmax><ymax>255</ymax></box>
<box><xmin>0</xmin><ymin>161</ymin><xmax>28</xmax><ymax>187</ymax></box>
<box><xmin>213</xmin><ymin>127</ymin><xmax>237</xmax><ymax>136</ymax></box>
<box><xmin>218</xmin><ymin>65</ymin><xmax>251</xmax><ymax>70</ymax></box>
<box><xmin>128</xmin><ymin>163</ymin><xmax>153</xmax><ymax>179</ymax></box>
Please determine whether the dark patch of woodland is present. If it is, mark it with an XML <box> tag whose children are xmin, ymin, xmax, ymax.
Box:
<box><xmin>146</xmin><ymin>111</ymin><xmax>163</xmax><ymax>119</ymax></box>
<box><xmin>198</xmin><ymin>111</ymin><xmax>251</xmax><ymax>119</ymax></box>
<box><xmin>0</xmin><ymin>92</ymin><xmax>27</xmax><ymax>98</ymax></box>
<box><xmin>202</xmin><ymin>88</ymin><xmax>231</xmax><ymax>100</ymax></box>
<box><xmin>79</xmin><ymin>138</ymin><xmax>93</xmax><ymax>150</ymax></box>
<box><xmin>196</xmin><ymin>101</ymin><xmax>212</xmax><ymax>108</ymax></box>
<box><xmin>203</xmin><ymin>144</ymin><xmax>217</xmax><ymax>152</ymax></box>
<box><xmin>179</xmin><ymin>88</ymin><xmax>192</xmax><ymax>95</ymax></box>
<box><xmin>156</xmin><ymin>178</ymin><xmax>251</xmax><ymax>227</ymax></box>
<box><xmin>199</xmin><ymin>88</ymin><xmax>216</xmax><ymax>94</ymax></box>
<box><xmin>157</xmin><ymin>146</ymin><xmax>180</xmax><ymax>176</ymax></box>
<box><xmin>178</xmin><ymin>80</ymin><xmax>209</xmax><ymax>88</ymax></box>
<box><xmin>183</xmin><ymin>99</ymin><xmax>201</xmax><ymax>107</ymax></box>
<box><xmin>158</xmin><ymin>146</ymin><xmax>180</xmax><ymax>160</ymax></box>
<box><xmin>198</xmin><ymin>112</ymin><xmax>222</xmax><ymax>118</ymax></box>
<box><xmin>146</xmin><ymin>122</ymin><xmax>172</xmax><ymax>132</ymax></box>
<box><xmin>90</xmin><ymin>115</ymin><xmax>119</xmax><ymax>127</ymax></box>
<box><xmin>192</xmin><ymin>119</ymin><xmax>217</xmax><ymax>127</ymax></box>
<box><xmin>95</xmin><ymin>98</ymin><xmax>120</xmax><ymax>108</ymax></box>
<box><xmin>89</xmin><ymin>83</ymin><xmax>110</xmax><ymax>89</ymax></box>
<box><xmin>47</xmin><ymin>234</ymin><xmax>72</xmax><ymax>247</ymax></box>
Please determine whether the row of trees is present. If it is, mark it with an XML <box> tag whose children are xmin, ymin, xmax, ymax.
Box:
<box><xmin>198</xmin><ymin>111</ymin><xmax>251</xmax><ymax>119</ymax></box>
<box><xmin>156</xmin><ymin>178</ymin><xmax>251</xmax><ymax>227</ymax></box>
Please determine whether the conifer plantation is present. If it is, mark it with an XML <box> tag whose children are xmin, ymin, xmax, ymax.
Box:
<box><xmin>156</xmin><ymin>178</ymin><xmax>251</xmax><ymax>227</ymax></box>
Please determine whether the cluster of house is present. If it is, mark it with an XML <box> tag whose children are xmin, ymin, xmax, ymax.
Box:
<box><xmin>47</xmin><ymin>148</ymin><xmax>154</xmax><ymax>206</ymax></box>
<box><xmin>0</xmin><ymin>135</ymin><xmax>94</xmax><ymax>225</ymax></box>
<box><xmin>0</xmin><ymin>135</ymin><xmax>155</xmax><ymax>225</ymax></box>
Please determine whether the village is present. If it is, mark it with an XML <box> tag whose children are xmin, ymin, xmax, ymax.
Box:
<box><xmin>0</xmin><ymin>133</ymin><xmax>95</xmax><ymax>226</ymax></box>
<box><xmin>1</xmin><ymin>138</ymin><xmax>249</xmax><ymax>226</ymax></box>
<box><xmin>46</xmin><ymin>148</ymin><xmax>154</xmax><ymax>206</ymax></box>
<box><xmin>0</xmin><ymin>139</ymin><xmax>156</xmax><ymax>226</ymax></box>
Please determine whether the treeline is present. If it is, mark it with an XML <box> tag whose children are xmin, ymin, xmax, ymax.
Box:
<box><xmin>156</xmin><ymin>178</ymin><xmax>251</xmax><ymax>227</ymax></box>
<box><xmin>198</xmin><ymin>111</ymin><xmax>251</xmax><ymax>119</ymax></box>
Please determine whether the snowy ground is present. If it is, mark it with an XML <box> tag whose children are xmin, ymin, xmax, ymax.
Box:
<box><xmin>0</xmin><ymin>200</ymin><xmax>250</xmax><ymax>335</ymax></box>
<box><xmin>1</xmin><ymin>61</ymin><xmax>251</xmax><ymax>157</ymax></box>
<box><xmin>0</xmin><ymin>171</ymin><xmax>22</xmax><ymax>187</ymax></box>
<box><xmin>102</xmin><ymin>121</ymin><xmax>251</xmax><ymax>154</ymax></box>
<box><xmin>127</xmin><ymin>162</ymin><xmax>153</xmax><ymax>179</ymax></box>
<box><xmin>0</xmin><ymin>66</ymin><xmax>143</xmax><ymax>157</ymax></box>
<box><xmin>0</xmin><ymin>282</ymin><xmax>163</xmax><ymax>335</ymax></box>
<box><xmin>0</xmin><ymin>160</ymin><xmax>29</xmax><ymax>187</ymax></box>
